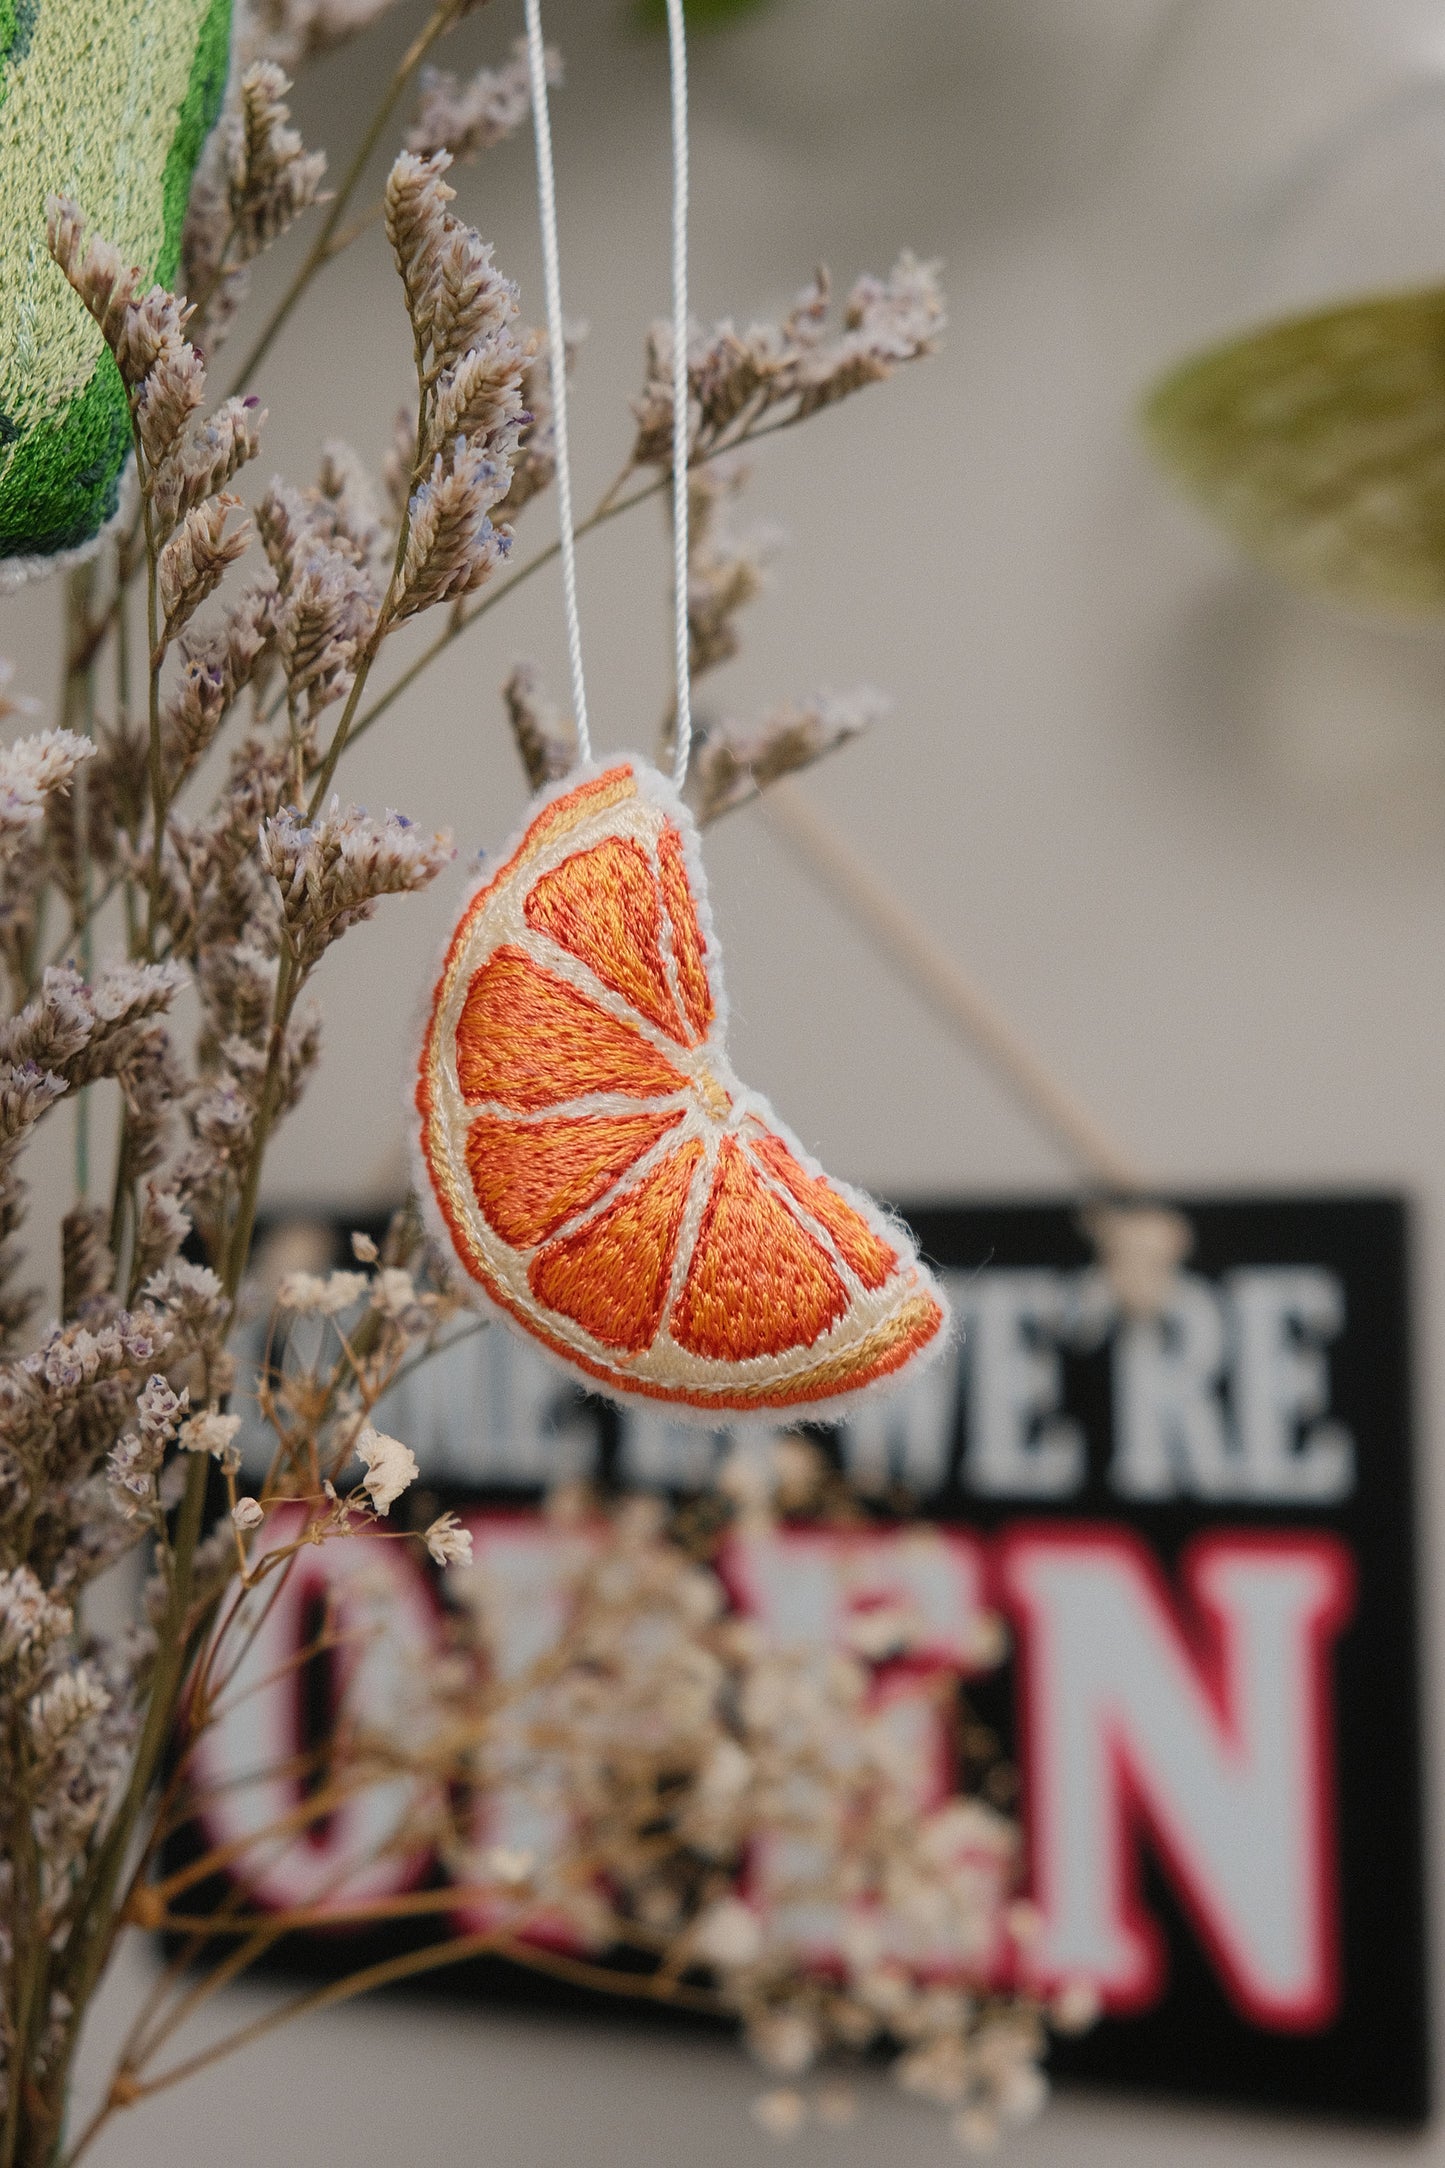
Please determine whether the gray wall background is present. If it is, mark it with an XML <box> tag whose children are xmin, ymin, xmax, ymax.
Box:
<box><xmin>8</xmin><ymin>0</ymin><xmax>1445</xmax><ymax>2157</ymax></box>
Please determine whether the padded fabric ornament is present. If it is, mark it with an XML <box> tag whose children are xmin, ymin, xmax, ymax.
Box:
<box><xmin>416</xmin><ymin>758</ymin><xmax>948</xmax><ymax>1414</ymax></box>
<box><xmin>0</xmin><ymin>0</ymin><xmax>232</xmax><ymax>588</ymax></box>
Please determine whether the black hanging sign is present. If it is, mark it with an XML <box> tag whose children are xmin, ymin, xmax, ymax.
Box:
<box><xmin>202</xmin><ymin>1192</ymin><xmax>1429</xmax><ymax>2124</ymax></box>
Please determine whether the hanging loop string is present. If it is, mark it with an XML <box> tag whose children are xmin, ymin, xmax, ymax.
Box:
<box><xmin>664</xmin><ymin>0</ymin><xmax>693</xmax><ymax>791</ymax></box>
<box><xmin>524</xmin><ymin>0</ymin><xmax>692</xmax><ymax>786</ymax></box>
<box><xmin>523</xmin><ymin>0</ymin><xmax>590</xmax><ymax>764</ymax></box>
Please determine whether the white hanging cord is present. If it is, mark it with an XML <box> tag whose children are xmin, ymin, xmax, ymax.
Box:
<box><xmin>664</xmin><ymin>0</ymin><xmax>693</xmax><ymax>791</ymax></box>
<box><xmin>523</xmin><ymin>0</ymin><xmax>590</xmax><ymax>764</ymax></box>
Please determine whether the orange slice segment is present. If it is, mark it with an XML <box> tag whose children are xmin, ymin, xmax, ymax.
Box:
<box><xmin>669</xmin><ymin>1137</ymin><xmax>849</xmax><ymax>1360</ymax></box>
<box><xmin>529</xmin><ymin>1140</ymin><xmax>704</xmax><ymax>1352</ymax></box>
<box><xmin>525</xmin><ymin>836</ymin><xmax>687</xmax><ymax>1044</ymax></box>
<box><xmin>456</xmin><ymin>947</ymin><xmax>687</xmax><ymax>1111</ymax></box>
<box><xmin>466</xmin><ymin>1109</ymin><xmax>685</xmax><ymax>1249</ymax></box>
<box><xmin>418</xmin><ymin>758</ymin><xmax>949</xmax><ymax>1412</ymax></box>
<box><xmin>748</xmin><ymin>1131</ymin><xmax>897</xmax><ymax>1291</ymax></box>
<box><xmin>657</xmin><ymin>824</ymin><xmax>714</xmax><ymax>1041</ymax></box>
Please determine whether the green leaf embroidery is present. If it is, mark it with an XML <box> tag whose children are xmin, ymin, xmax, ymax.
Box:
<box><xmin>1143</xmin><ymin>288</ymin><xmax>1445</xmax><ymax>617</ymax></box>
<box><xmin>0</xmin><ymin>0</ymin><xmax>231</xmax><ymax>572</ymax></box>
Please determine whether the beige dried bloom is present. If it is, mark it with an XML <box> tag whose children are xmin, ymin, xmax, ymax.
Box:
<box><xmin>45</xmin><ymin>196</ymin><xmax>142</xmax><ymax>362</ymax></box>
<box><xmin>693</xmin><ymin>1896</ymin><xmax>763</xmax><ymax>1969</ymax></box>
<box><xmin>350</xmin><ymin>1231</ymin><xmax>378</xmax><ymax>1264</ymax></box>
<box><xmin>0</xmin><ymin>1568</ymin><xmax>72</xmax><ymax>1669</ymax></box>
<box><xmin>688</xmin><ymin>689</ymin><xmax>886</xmax><ymax>826</ymax></box>
<box><xmin>751</xmin><ymin>2089</ymin><xmax>807</xmax><ymax>2140</ymax></box>
<box><xmin>158</xmin><ymin>495</ymin><xmax>251</xmax><ymax>647</ymax></box>
<box><xmin>132</xmin><ymin>334</ymin><xmax>207</xmax><ymax>471</ymax></box>
<box><xmin>261</xmin><ymin>801</ymin><xmax>453</xmax><ymax>971</ymax></box>
<box><xmin>276</xmin><ymin>1268</ymin><xmax>366</xmax><ymax>1314</ymax></box>
<box><xmin>231</xmin><ymin>1497</ymin><xmax>266</xmax><ymax>1532</ymax></box>
<box><xmin>370</xmin><ymin>1265</ymin><xmax>418</xmax><ymax>1318</ymax></box>
<box><xmin>407</xmin><ymin>43</ymin><xmax>554</xmax><ymax>163</ymax></box>
<box><xmin>497</xmin><ymin>322</ymin><xmax>585</xmax><ymax>520</ymax></box>
<box><xmin>242</xmin><ymin>0</ymin><xmax>404</xmax><ymax>70</ymax></box>
<box><xmin>229</xmin><ymin>62</ymin><xmax>328</xmax><ymax>259</ymax></box>
<box><xmin>180</xmin><ymin>1411</ymin><xmax>242</xmax><ymax>1459</ymax></box>
<box><xmin>312</xmin><ymin>440</ymin><xmax>384</xmax><ymax>568</ymax></box>
<box><xmin>502</xmin><ymin>662</ymin><xmax>574</xmax><ymax>789</ymax></box>
<box><xmin>395</xmin><ymin>442</ymin><xmax>511</xmax><ymax>618</ymax></box>
<box><xmin>0</xmin><ymin>730</ymin><xmax>95</xmax><ymax>841</ymax></box>
<box><xmin>684</xmin><ymin>459</ymin><xmax>780</xmax><ymax>679</ymax></box>
<box><xmin>383</xmin><ymin>153</ymin><xmax>529</xmax><ymax>619</ymax></box>
<box><xmin>29</xmin><ymin>1665</ymin><xmax>110</xmax><ymax>1755</ymax></box>
<box><xmin>152</xmin><ymin>397</ymin><xmax>266</xmax><ymax>532</ymax></box>
<box><xmin>424</xmin><ymin>1512</ymin><xmax>473</xmax><ymax>1569</ymax></box>
<box><xmin>632</xmin><ymin>254</ymin><xmax>944</xmax><ymax>467</ymax></box>
<box><xmin>356</xmin><ymin>1424</ymin><xmax>418</xmax><ymax>1515</ymax></box>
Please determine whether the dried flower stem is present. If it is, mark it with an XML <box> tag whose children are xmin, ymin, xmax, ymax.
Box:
<box><xmin>224</xmin><ymin>0</ymin><xmax>474</xmax><ymax>398</ymax></box>
<box><xmin>348</xmin><ymin>407</ymin><xmax>817</xmax><ymax>756</ymax></box>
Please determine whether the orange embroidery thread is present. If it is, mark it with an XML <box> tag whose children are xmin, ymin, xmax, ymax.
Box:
<box><xmin>416</xmin><ymin>756</ymin><xmax>948</xmax><ymax>1414</ymax></box>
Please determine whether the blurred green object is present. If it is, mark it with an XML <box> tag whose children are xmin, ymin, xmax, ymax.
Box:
<box><xmin>634</xmin><ymin>0</ymin><xmax>772</xmax><ymax>29</ymax></box>
<box><xmin>1143</xmin><ymin>287</ymin><xmax>1445</xmax><ymax>617</ymax></box>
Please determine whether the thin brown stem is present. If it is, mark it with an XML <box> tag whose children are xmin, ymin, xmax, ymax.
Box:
<box><xmin>345</xmin><ymin>412</ymin><xmax>819</xmax><ymax>758</ymax></box>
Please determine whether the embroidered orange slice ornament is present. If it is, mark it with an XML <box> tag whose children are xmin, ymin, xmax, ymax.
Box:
<box><xmin>416</xmin><ymin>758</ymin><xmax>947</xmax><ymax>1413</ymax></box>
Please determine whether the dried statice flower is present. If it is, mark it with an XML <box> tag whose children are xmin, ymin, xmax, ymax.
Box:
<box><xmin>384</xmin><ymin>150</ymin><xmax>529</xmax><ymax>447</ymax></box>
<box><xmin>356</xmin><ymin>1423</ymin><xmax>418</xmax><ymax>1515</ymax></box>
<box><xmin>158</xmin><ymin>496</ymin><xmax>251</xmax><ymax>647</ymax></box>
<box><xmin>241</xmin><ymin>0</ymin><xmax>420</xmax><ymax>71</ymax></box>
<box><xmin>260</xmin><ymin>801</ymin><xmax>453</xmax><ymax>972</ymax></box>
<box><xmin>631</xmin><ymin>255</ymin><xmax>945</xmax><ymax>468</ymax></box>
<box><xmin>687</xmin><ymin>689</ymin><xmax>887</xmax><ymax>826</ymax></box>
<box><xmin>0</xmin><ymin>730</ymin><xmax>95</xmax><ymax>844</ymax></box>
<box><xmin>494</xmin><ymin>321</ymin><xmax>583</xmax><ymax>521</ymax></box>
<box><xmin>396</xmin><ymin>442</ymin><xmax>512</xmax><ymax>617</ymax></box>
<box><xmin>48</xmin><ymin>198</ymin><xmax>266</xmax><ymax>569</ymax></box>
<box><xmin>0</xmin><ymin>1569</ymin><xmax>72</xmax><ymax>1671</ymax></box>
<box><xmin>259</xmin><ymin>474</ymin><xmax>380</xmax><ymax>719</ymax></box>
<box><xmin>407</xmin><ymin>42</ymin><xmax>555</xmax><ymax>164</ymax></box>
<box><xmin>684</xmin><ymin>459</ymin><xmax>780</xmax><ymax>680</ymax></box>
<box><xmin>29</xmin><ymin>1665</ymin><xmax>111</xmax><ymax>1757</ymax></box>
<box><xmin>152</xmin><ymin>396</ymin><xmax>266</xmax><ymax>532</ymax></box>
<box><xmin>107</xmin><ymin>1378</ymin><xmax>188</xmax><ymax>1522</ymax></box>
<box><xmin>377</xmin><ymin>161</ymin><xmax>530</xmax><ymax>620</ymax></box>
<box><xmin>60</xmin><ymin>1204</ymin><xmax>114</xmax><ymax>1321</ymax></box>
<box><xmin>45</xmin><ymin>197</ymin><xmax>144</xmax><ymax>365</ymax></box>
<box><xmin>502</xmin><ymin>662</ymin><xmax>574</xmax><ymax>790</ymax></box>
<box><xmin>312</xmin><ymin>441</ymin><xmax>384</xmax><ymax>568</ymax></box>
<box><xmin>228</xmin><ymin>62</ymin><xmax>328</xmax><ymax>259</ymax></box>
<box><xmin>382</xmin><ymin>403</ymin><xmax>419</xmax><ymax>526</ymax></box>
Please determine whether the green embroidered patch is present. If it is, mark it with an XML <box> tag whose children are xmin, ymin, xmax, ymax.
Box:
<box><xmin>0</xmin><ymin>0</ymin><xmax>232</xmax><ymax>577</ymax></box>
<box><xmin>0</xmin><ymin>0</ymin><xmax>42</xmax><ymax>73</ymax></box>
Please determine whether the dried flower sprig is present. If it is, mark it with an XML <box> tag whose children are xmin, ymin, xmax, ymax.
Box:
<box><xmin>0</xmin><ymin>5</ymin><xmax>978</xmax><ymax>2159</ymax></box>
<box><xmin>631</xmin><ymin>255</ymin><xmax>945</xmax><ymax>469</ymax></box>
<box><xmin>407</xmin><ymin>41</ymin><xmax>557</xmax><ymax>164</ymax></box>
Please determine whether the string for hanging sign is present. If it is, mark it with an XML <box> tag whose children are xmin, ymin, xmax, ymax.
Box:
<box><xmin>415</xmin><ymin>0</ymin><xmax>948</xmax><ymax>1415</ymax></box>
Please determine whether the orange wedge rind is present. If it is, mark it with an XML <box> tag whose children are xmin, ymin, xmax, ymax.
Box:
<box><xmin>416</xmin><ymin>758</ymin><xmax>947</xmax><ymax>1414</ymax></box>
